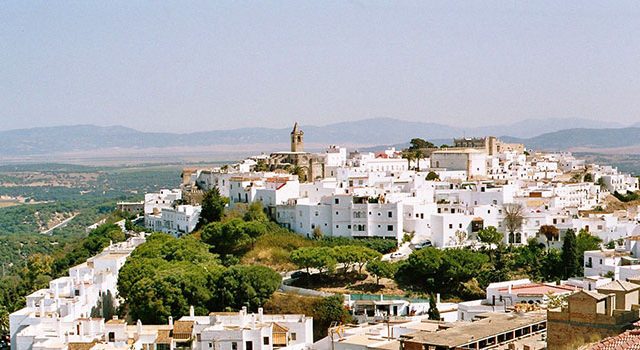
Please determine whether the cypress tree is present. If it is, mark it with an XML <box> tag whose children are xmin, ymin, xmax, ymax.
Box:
<box><xmin>428</xmin><ymin>293</ymin><xmax>440</xmax><ymax>321</ymax></box>
<box><xmin>561</xmin><ymin>229</ymin><xmax>579</xmax><ymax>279</ymax></box>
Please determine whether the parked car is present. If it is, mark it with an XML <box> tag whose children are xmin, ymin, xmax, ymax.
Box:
<box><xmin>290</xmin><ymin>271</ymin><xmax>310</xmax><ymax>279</ymax></box>
<box><xmin>413</xmin><ymin>240</ymin><xmax>433</xmax><ymax>250</ymax></box>
<box><xmin>390</xmin><ymin>251</ymin><xmax>406</xmax><ymax>259</ymax></box>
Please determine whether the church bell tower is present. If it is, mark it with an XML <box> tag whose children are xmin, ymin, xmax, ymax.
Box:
<box><xmin>291</xmin><ymin>122</ymin><xmax>304</xmax><ymax>152</ymax></box>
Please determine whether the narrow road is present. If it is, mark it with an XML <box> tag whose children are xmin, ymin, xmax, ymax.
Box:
<box><xmin>41</xmin><ymin>214</ymin><xmax>78</xmax><ymax>235</ymax></box>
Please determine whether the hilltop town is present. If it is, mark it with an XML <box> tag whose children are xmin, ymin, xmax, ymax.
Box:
<box><xmin>8</xmin><ymin>124</ymin><xmax>640</xmax><ymax>350</ymax></box>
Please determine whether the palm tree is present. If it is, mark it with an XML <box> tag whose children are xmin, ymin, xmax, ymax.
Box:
<box><xmin>414</xmin><ymin>149</ymin><xmax>424</xmax><ymax>172</ymax></box>
<box><xmin>401</xmin><ymin>149</ymin><xmax>415</xmax><ymax>170</ymax></box>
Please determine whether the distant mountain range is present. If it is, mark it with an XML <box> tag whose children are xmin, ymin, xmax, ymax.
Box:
<box><xmin>503</xmin><ymin>127</ymin><xmax>640</xmax><ymax>151</ymax></box>
<box><xmin>0</xmin><ymin>117</ymin><xmax>634</xmax><ymax>157</ymax></box>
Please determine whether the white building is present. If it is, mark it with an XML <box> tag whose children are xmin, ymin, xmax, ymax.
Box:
<box><xmin>430</xmin><ymin>149</ymin><xmax>488</xmax><ymax>180</ymax></box>
<box><xmin>145</xmin><ymin>205</ymin><xmax>201</xmax><ymax>236</ymax></box>
<box><xmin>182</xmin><ymin>307</ymin><xmax>313</xmax><ymax>350</ymax></box>
<box><xmin>10</xmin><ymin>234</ymin><xmax>146</xmax><ymax>350</ymax></box>
<box><xmin>144</xmin><ymin>189</ymin><xmax>182</xmax><ymax>215</ymax></box>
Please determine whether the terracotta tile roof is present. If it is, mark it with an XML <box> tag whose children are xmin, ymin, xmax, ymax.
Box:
<box><xmin>68</xmin><ymin>341</ymin><xmax>96</xmax><ymax>350</ymax></box>
<box><xmin>498</xmin><ymin>283</ymin><xmax>577</xmax><ymax>296</ymax></box>
<box><xmin>598</xmin><ymin>280</ymin><xmax>640</xmax><ymax>292</ymax></box>
<box><xmin>587</xmin><ymin>329</ymin><xmax>640</xmax><ymax>349</ymax></box>
<box><xmin>106</xmin><ymin>319</ymin><xmax>126</xmax><ymax>325</ymax></box>
<box><xmin>156</xmin><ymin>329</ymin><xmax>172</xmax><ymax>344</ymax></box>
<box><xmin>173</xmin><ymin>320</ymin><xmax>194</xmax><ymax>341</ymax></box>
<box><xmin>581</xmin><ymin>290</ymin><xmax>609</xmax><ymax>300</ymax></box>
<box><xmin>272</xmin><ymin>323</ymin><xmax>289</xmax><ymax>333</ymax></box>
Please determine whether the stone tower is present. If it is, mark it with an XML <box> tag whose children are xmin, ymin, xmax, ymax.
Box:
<box><xmin>291</xmin><ymin>122</ymin><xmax>304</xmax><ymax>152</ymax></box>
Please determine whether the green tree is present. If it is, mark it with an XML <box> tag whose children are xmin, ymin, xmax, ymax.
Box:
<box><xmin>289</xmin><ymin>166</ymin><xmax>307</xmax><ymax>182</ymax></box>
<box><xmin>428</xmin><ymin>293</ymin><xmax>440</xmax><ymax>320</ymax></box>
<box><xmin>243</xmin><ymin>201</ymin><xmax>268</xmax><ymax>222</ymax></box>
<box><xmin>426</xmin><ymin>171</ymin><xmax>439</xmax><ymax>181</ymax></box>
<box><xmin>409</xmin><ymin>138</ymin><xmax>435</xmax><ymax>150</ymax></box>
<box><xmin>117</xmin><ymin>233</ymin><xmax>222</xmax><ymax>324</ymax></box>
<box><xmin>413</xmin><ymin>149</ymin><xmax>425</xmax><ymax>171</ymax></box>
<box><xmin>542</xmin><ymin>249</ymin><xmax>564</xmax><ymax>282</ymax></box>
<box><xmin>366</xmin><ymin>259</ymin><xmax>397</xmax><ymax>285</ymax></box>
<box><xmin>0</xmin><ymin>305</ymin><xmax>8</xmax><ymax>335</ymax></box>
<box><xmin>254</xmin><ymin>159</ymin><xmax>270</xmax><ymax>172</ymax></box>
<box><xmin>214</xmin><ymin>265</ymin><xmax>281</xmax><ymax>311</ymax></box>
<box><xmin>477</xmin><ymin>226</ymin><xmax>503</xmax><ymax>247</ymax></box>
<box><xmin>24</xmin><ymin>253</ymin><xmax>53</xmax><ymax>288</ymax></box>
<box><xmin>561</xmin><ymin>229</ymin><xmax>579</xmax><ymax>279</ymax></box>
<box><xmin>395</xmin><ymin>248</ymin><xmax>489</xmax><ymax>297</ymax></box>
<box><xmin>290</xmin><ymin>247</ymin><xmax>337</xmax><ymax>274</ymax></box>
<box><xmin>312</xmin><ymin>296</ymin><xmax>351</xmax><ymax>338</ymax></box>
<box><xmin>401</xmin><ymin>149</ymin><xmax>415</xmax><ymax>170</ymax></box>
<box><xmin>197</xmin><ymin>187</ymin><xmax>227</xmax><ymax>228</ymax></box>
<box><xmin>352</xmin><ymin>246</ymin><xmax>382</xmax><ymax>273</ymax></box>
<box><xmin>201</xmin><ymin>219</ymin><xmax>267</xmax><ymax>255</ymax></box>
<box><xmin>90</xmin><ymin>290</ymin><xmax>116</xmax><ymax>319</ymax></box>
<box><xmin>576</xmin><ymin>229</ymin><xmax>602</xmax><ymax>275</ymax></box>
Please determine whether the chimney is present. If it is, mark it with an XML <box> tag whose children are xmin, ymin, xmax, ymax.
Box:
<box><xmin>40</xmin><ymin>299</ymin><xmax>46</xmax><ymax>318</ymax></box>
<box><xmin>189</xmin><ymin>305</ymin><xmax>195</xmax><ymax>318</ymax></box>
<box><xmin>508</xmin><ymin>284</ymin><xmax>512</xmax><ymax>294</ymax></box>
<box><xmin>136</xmin><ymin>319</ymin><xmax>142</xmax><ymax>336</ymax></box>
<box><xmin>436</xmin><ymin>293</ymin><xmax>441</xmax><ymax>304</ymax></box>
<box><xmin>241</xmin><ymin>306</ymin><xmax>247</xmax><ymax>316</ymax></box>
<box><xmin>168</xmin><ymin>316</ymin><xmax>173</xmax><ymax>327</ymax></box>
<box><xmin>258</xmin><ymin>308</ymin><xmax>263</xmax><ymax>322</ymax></box>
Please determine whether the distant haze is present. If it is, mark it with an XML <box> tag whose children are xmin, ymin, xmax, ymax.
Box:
<box><xmin>2</xmin><ymin>1</ymin><xmax>640</xmax><ymax>132</ymax></box>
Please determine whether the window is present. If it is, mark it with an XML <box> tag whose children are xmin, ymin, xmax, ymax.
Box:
<box><xmin>232</xmin><ymin>343</ymin><xmax>238</xmax><ymax>350</ymax></box>
<box><xmin>335</xmin><ymin>198</ymin><xmax>339</xmax><ymax>204</ymax></box>
<box><xmin>449</xmin><ymin>224</ymin><xmax>453</xmax><ymax>229</ymax></box>
<box><xmin>387</xmin><ymin>225</ymin><xmax>393</xmax><ymax>231</ymax></box>
<box><xmin>209</xmin><ymin>343</ymin><xmax>213</xmax><ymax>348</ymax></box>
<box><xmin>348</xmin><ymin>225</ymin><xmax>351</xmax><ymax>229</ymax></box>
<box><xmin>336</xmin><ymin>211</ymin><xmax>339</xmax><ymax>215</ymax></box>
<box><xmin>108</xmin><ymin>332</ymin><xmax>115</xmax><ymax>342</ymax></box>
<box><xmin>245</xmin><ymin>341</ymin><xmax>252</xmax><ymax>350</ymax></box>
<box><xmin>291</xmin><ymin>333</ymin><xmax>297</xmax><ymax>341</ymax></box>
<box><xmin>388</xmin><ymin>211</ymin><xmax>393</xmax><ymax>218</ymax></box>
<box><xmin>263</xmin><ymin>337</ymin><xmax>270</xmax><ymax>345</ymax></box>
<box><xmin>459</xmin><ymin>223</ymin><xmax>462</xmax><ymax>228</ymax></box>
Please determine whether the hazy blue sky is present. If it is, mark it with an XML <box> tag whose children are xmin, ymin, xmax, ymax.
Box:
<box><xmin>2</xmin><ymin>1</ymin><xmax>640</xmax><ymax>132</ymax></box>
